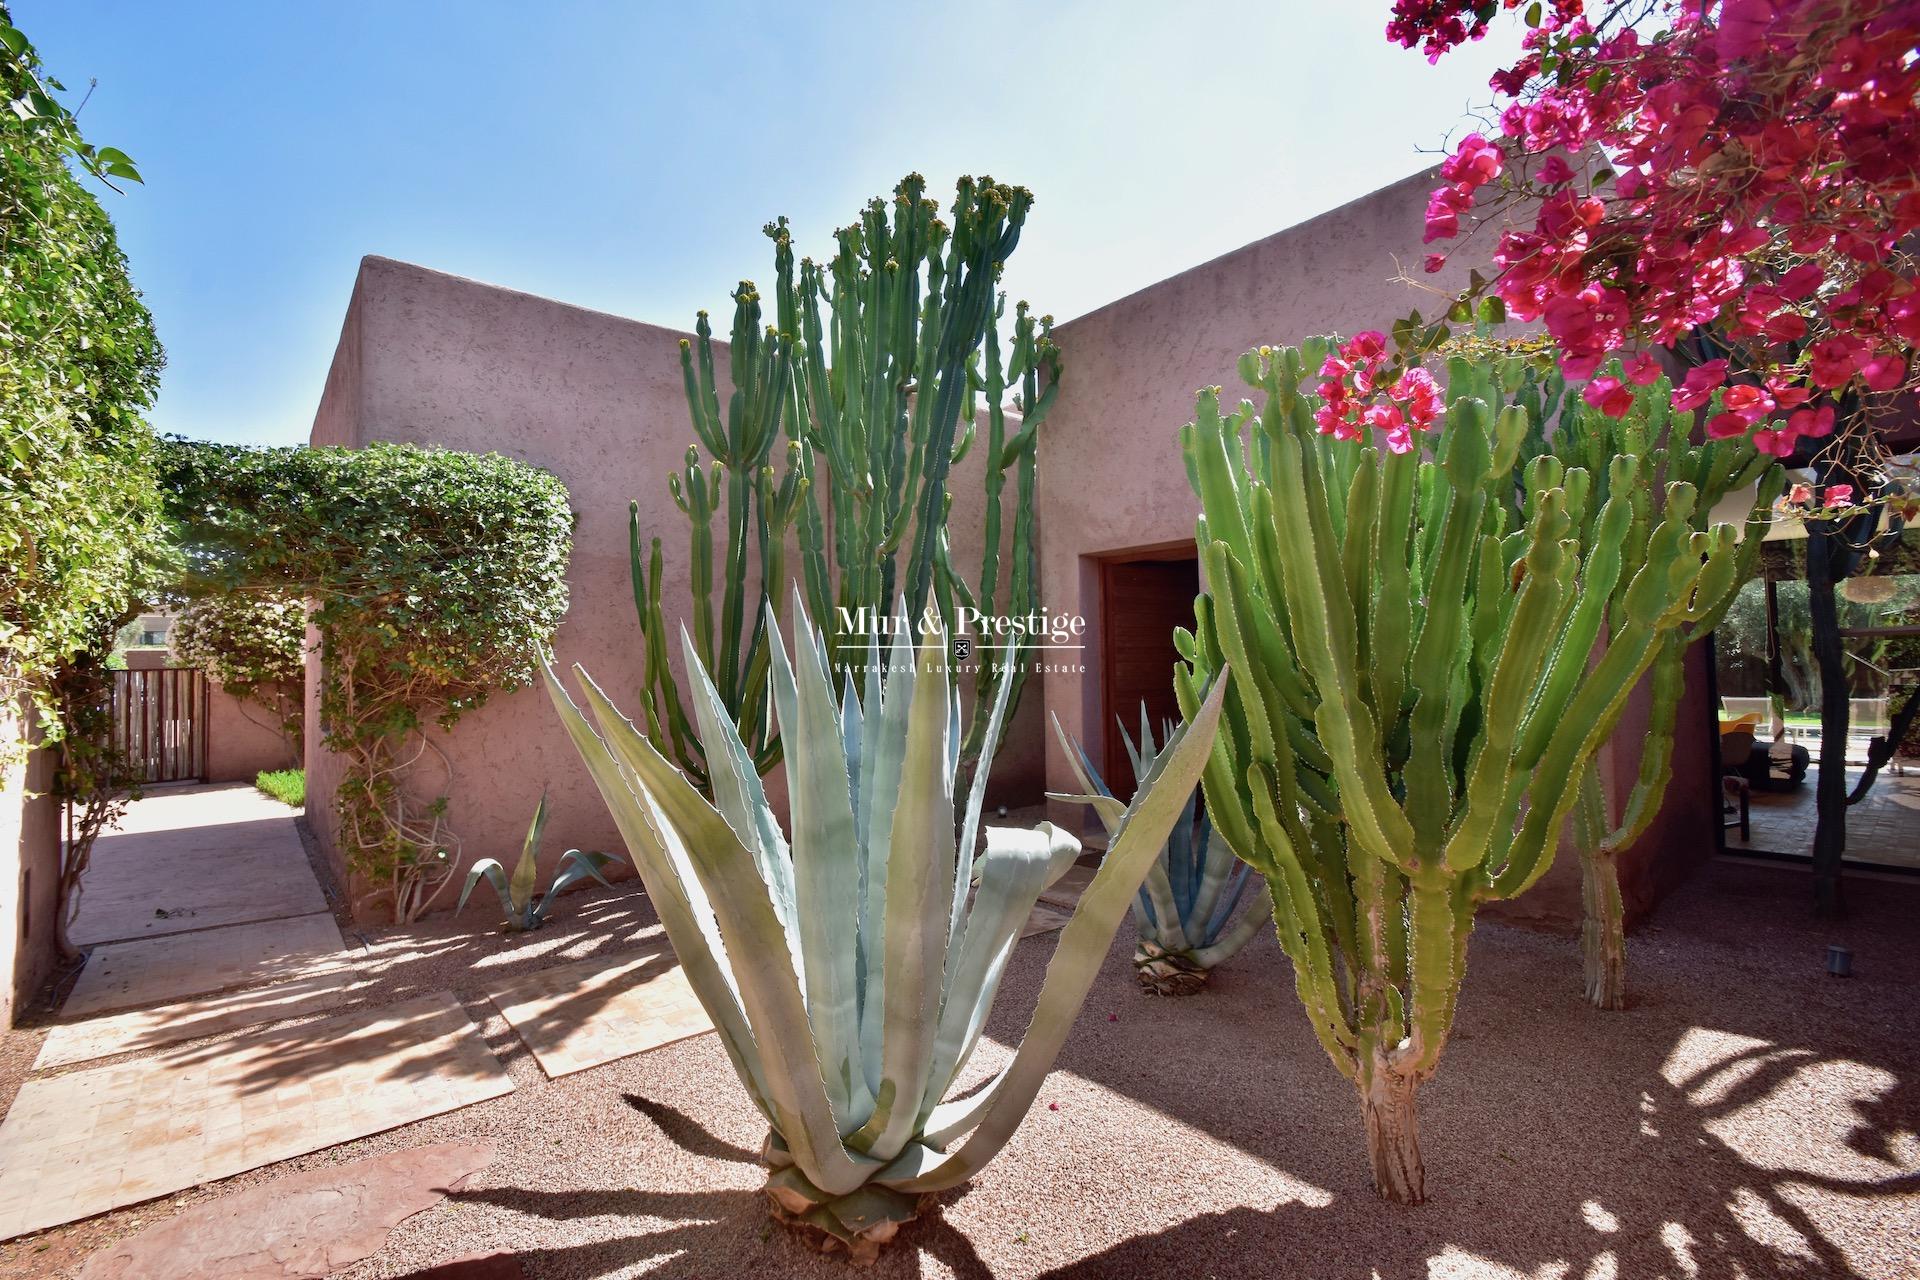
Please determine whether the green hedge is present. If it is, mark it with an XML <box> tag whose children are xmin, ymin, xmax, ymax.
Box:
<box><xmin>164</xmin><ymin>440</ymin><xmax>573</xmax><ymax>922</ymax></box>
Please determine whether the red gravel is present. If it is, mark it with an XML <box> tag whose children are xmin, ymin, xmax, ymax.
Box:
<box><xmin>1</xmin><ymin>855</ymin><xmax>1914</xmax><ymax>1279</ymax></box>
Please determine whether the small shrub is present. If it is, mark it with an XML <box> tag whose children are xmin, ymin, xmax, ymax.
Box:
<box><xmin>256</xmin><ymin>768</ymin><xmax>305</xmax><ymax>808</ymax></box>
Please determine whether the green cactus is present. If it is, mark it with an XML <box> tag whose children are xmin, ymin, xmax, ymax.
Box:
<box><xmin>629</xmin><ymin>175</ymin><xmax>1059</xmax><ymax>790</ymax></box>
<box><xmin>1051</xmin><ymin>707</ymin><xmax>1271</xmax><ymax>994</ymax></box>
<box><xmin>546</xmin><ymin>597</ymin><xmax>1225</xmax><ymax>1261</ymax></box>
<box><xmin>1176</xmin><ymin>342</ymin><xmax>1748</xmax><ymax>1203</ymax></box>
<box><xmin>1524</xmin><ymin>364</ymin><xmax>1782</xmax><ymax>1009</ymax></box>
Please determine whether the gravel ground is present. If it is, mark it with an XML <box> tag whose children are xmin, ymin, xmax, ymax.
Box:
<box><xmin>0</xmin><ymin>854</ymin><xmax>1915</xmax><ymax>1280</ymax></box>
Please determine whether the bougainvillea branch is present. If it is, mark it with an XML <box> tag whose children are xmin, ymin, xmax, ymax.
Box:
<box><xmin>1390</xmin><ymin>0</ymin><xmax>1920</xmax><ymax>465</ymax></box>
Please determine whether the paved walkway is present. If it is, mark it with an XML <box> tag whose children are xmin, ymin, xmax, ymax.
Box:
<box><xmin>0</xmin><ymin>784</ymin><xmax>514</xmax><ymax>1242</ymax></box>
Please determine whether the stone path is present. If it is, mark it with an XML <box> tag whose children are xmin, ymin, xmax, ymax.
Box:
<box><xmin>74</xmin><ymin>1142</ymin><xmax>495</xmax><ymax>1280</ymax></box>
<box><xmin>36</xmin><ymin>969</ymin><xmax>361</xmax><ymax>1070</ymax></box>
<box><xmin>61</xmin><ymin>914</ymin><xmax>349</xmax><ymax>1018</ymax></box>
<box><xmin>0</xmin><ymin>994</ymin><xmax>512</xmax><ymax>1241</ymax></box>
<box><xmin>485</xmin><ymin>945</ymin><xmax>710</xmax><ymax>1079</ymax></box>
<box><xmin>67</xmin><ymin>785</ymin><xmax>329</xmax><ymax>945</ymax></box>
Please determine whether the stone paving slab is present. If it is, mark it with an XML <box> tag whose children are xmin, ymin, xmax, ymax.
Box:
<box><xmin>68</xmin><ymin>784</ymin><xmax>326</xmax><ymax>946</ymax></box>
<box><xmin>36</xmin><ymin>968</ymin><xmax>363</xmax><ymax>1070</ymax></box>
<box><xmin>486</xmin><ymin>948</ymin><xmax>710</xmax><ymax>1079</ymax></box>
<box><xmin>1037</xmin><ymin>862</ymin><xmax>1096</xmax><ymax>911</ymax></box>
<box><xmin>74</xmin><ymin>1141</ymin><xmax>495</xmax><ymax>1280</ymax></box>
<box><xmin>1022</xmin><ymin>904</ymin><xmax>1074</xmax><ymax>938</ymax></box>
<box><xmin>63</xmin><ymin>913</ymin><xmax>348</xmax><ymax>1019</ymax></box>
<box><xmin>0</xmin><ymin>993</ymin><xmax>513</xmax><ymax>1241</ymax></box>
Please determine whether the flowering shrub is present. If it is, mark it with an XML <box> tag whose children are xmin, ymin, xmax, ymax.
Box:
<box><xmin>1313</xmin><ymin>331</ymin><xmax>1445</xmax><ymax>450</ymax></box>
<box><xmin>1394</xmin><ymin>0</ymin><xmax>1920</xmax><ymax>452</ymax></box>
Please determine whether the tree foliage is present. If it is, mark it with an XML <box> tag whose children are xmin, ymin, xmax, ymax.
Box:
<box><xmin>163</xmin><ymin>440</ymin><xmax>574</xmax><ymax>922</ymax></box>
<box><xmin>0</xmin><ymin>5</ymin><xmax>168</xmax><ymax>738</ymax></box>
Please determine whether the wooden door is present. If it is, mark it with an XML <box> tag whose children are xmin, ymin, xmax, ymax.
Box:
<box><xmin>1098</xmin><ymin>556</ymin><xmax>1200</xmax><ymax>791</ymax></box>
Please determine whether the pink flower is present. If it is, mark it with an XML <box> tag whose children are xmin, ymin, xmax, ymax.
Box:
<box><xmin>1861</xmin><ymin>354</ymin><xmax>1908</xmax><ymax>392</ymax></box>
<box><xmin>1722</xmin><ymin>383</ymin><xmax>1776</xmax><ymax>424</ymax></box>
<box><xmin>1424</xmin><ymin>253</ymin><xmax>1447</xmax><ymax>274</ymax></box>
<box><xmin>1582</xmin><ymin>376</ymin><xmax>1635</xmax><ymax>418</ymax></box>
<box><xmin>1789</xmin><ymin>405</ymin><xmax>1836</xmax><ymax>438</ymax></box>
<box><xmin>1809</xmin><ymin>337</ymin><xmax>1866</xmax><ymax>388</ymax></box>
<box><xmin>1706</xmin><ymin>412</ymin><xmax>1751</xmax><ymax>440</ymax></box>
<box><xmin>1537</xmin><ymin>154</ymin><xmax>1576</xmax><ymax>185</ymax></box>
<box><xmin>1752</xmin><ymin>429</ymin><xmax>1796</xmax><ymax>457</ymax></box>
<box><xmin>1624</xmin><ymin>352</ymin><xmax>1663</xmax><ymax>386</ymax></box>
<box><xmin>1825</xmin><ymin>485</ymin><xmax>1854</xmax><ymax>507</ymax></box>
<box><xmin>1560</xmin><ymin>351</ymin><xmax>1604</xmax><ymax>380</ymax></box>
<box><xmin>1789</xmin><ymin>483</ymin><xmax>1814</xmax><ymax>505</ymax></box>
<box><xmin>1347</xmin><ymin>331</ymin><xmax>1388</xmax><ymax>359</ymax></box>
<box><xmin>1669</xmin><ymin>360</ymin><xmax>1729</xmax><ymax>412</ymax></box>
<box><xmin>1776</xmin><ymin>263</ymin><xmax>1825</xmax><ymax>299</ymax></box>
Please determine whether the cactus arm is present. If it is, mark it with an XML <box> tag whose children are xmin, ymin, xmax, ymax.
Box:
<box><xmin>1370</xmin><ymin>446</ymin><xmax>1420</xmax><ymax>739</ymax></box>
<box><xmin>540</xmin><ymin>663</ymin><xmax>774</xmax><ymax>1124</ymax></box>
<box><xmin>764</xmin><ymin>592</ymin><xmax>872</xmax><ymax>1131</ymax></box>
<box><xmin>873</xmin><ymin>675</ymin><xmax>1226</xmax><ymax>1192</ymax></box>
<box><xmin>1268</xmin><ymin>428</ymin><xmax>1416</xmax><ymax>872</ymax></box>
<box><xmin>1250</xmin><ymin>763</ymin><xmax>1355</xmax><ymax>1065</ymax></box>
<box><xmin>1440</xmin><ymin>519</ymin><xmax>1571</xmax><ymax>872</ymax></box>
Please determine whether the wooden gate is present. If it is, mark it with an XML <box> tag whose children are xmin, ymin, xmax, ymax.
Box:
<box><xmin>111</xmin><ymin>667</ymin><xmax>209</xmax><ymax>784</ymax></box>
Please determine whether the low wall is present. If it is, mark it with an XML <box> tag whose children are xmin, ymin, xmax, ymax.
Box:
<box><xmin>2</xmin><ymin>700</ymin><xmax>63</xmax><ymax>1027</ymax></box>
<box><xmin>206</xmin><ymin>680</ymin><xmax>299</xmax><ymax>784</ymax></box>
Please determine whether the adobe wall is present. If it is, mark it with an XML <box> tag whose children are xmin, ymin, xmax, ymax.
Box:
<box><xmin>306</xmin><ymin>256</ymin><xmax>1044</xmax><ymax>922</ymax></box>
<box><xmin>206</xmin><ymin>680</ymin><xmax>299</xmax><ymax>784</ymax></box>
<box><xmin>2</xmin><ymin>701</ymin><xmax>63</xmax><ymax>1026</ymax></box>
<box><xmin>1038</xmin><ymin>168</ymin><xmax>1720</xmax><ymax>932</ymax></box>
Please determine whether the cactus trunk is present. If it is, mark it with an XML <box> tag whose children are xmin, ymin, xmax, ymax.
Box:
<box><xmin>1536</xmin><ymin>388</ymin><xmax>1781</xmax><ymax>1008</ymax></box>
<box><xmin>1358</xmin><ymin>1052</ymin><xmax>1425</xmax><ymax>1206</ymax></box>
<box><xmin>1580</xmin><ymin>844</ymin><xmax>1628</xmax><ymax>1011</ymax></box>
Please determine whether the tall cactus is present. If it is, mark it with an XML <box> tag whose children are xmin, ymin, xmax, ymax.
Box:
<box><xmin>1176</xmin><ymin>342</ymin><xmax>1747</xmax><ymax>1203</ymax></box>
<box><xmin>629</xmin><ymin>175</ymin><xmax>1059</xmax><ymax>789</ymax></box>
<box><xmin>1529</xmin><ymin>365</ymin><xmax>1782</xmax><ymax>1009</ymax></box>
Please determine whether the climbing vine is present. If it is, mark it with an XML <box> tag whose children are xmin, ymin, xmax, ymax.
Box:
<box><xmin>163</xmin><ymin>441</ymin><xmax>573</xmax><ymax>923</ymax></box>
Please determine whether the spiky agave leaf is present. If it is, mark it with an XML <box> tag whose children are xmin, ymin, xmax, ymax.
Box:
<box><xmin>545</xmin><ymin>598</ymin><xmax>1228</xmax><ymax>1256</ymax></box>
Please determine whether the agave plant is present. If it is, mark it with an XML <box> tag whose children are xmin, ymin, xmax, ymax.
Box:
<box><xmin>546</xmin><ymin>592</ymin><xmax>1226</xmax><ymax>1261</ymax></box>
<box><xmin>457</xmin><ymin>791</ymin><xmax>624</xmax><ymax>931</ymax></box>
<box><xmin>1051</xmin><ymin>709</ymin><xmax>1270</xmax><ymax>995</ymax></box>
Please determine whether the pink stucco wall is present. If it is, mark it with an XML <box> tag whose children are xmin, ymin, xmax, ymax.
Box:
<box><xmin>305</xmin><ymin>257</ymin><xmax>1045</xmax><ymax>921</ymax></box>
<box><xmin>2</xmin><ymin>701</ymin><xmax>62</xmax><ymax>1026</ymax></box>
<box><xmin>206</xmin><ymin>680</ymin><xmax>299</xmax><ymax>784</ymax></box>
<box><xmin>1036</xmin><ymin>168</ymin><xmax>1718</xmax><ymax>930</ymax></box>
<box><xmin>1038</xmin><ymin>170</ymin><xmax>1483</xmax><ymax>829</ymax></box>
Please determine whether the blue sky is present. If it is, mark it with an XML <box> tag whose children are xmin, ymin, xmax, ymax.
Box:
<box><xmin>20</xmin><ymin>2</ymin><xmax>1512</xmax><ymax>446</ymax></box>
